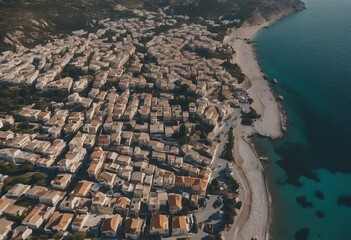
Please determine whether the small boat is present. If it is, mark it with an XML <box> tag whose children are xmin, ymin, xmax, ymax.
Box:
<box><xmin>278</xmin><ymin>95</ymin><xmax>284</xmax><ymax>101</ymax></box>
<box><xmin>273</xmin><ymin>78</ymin><xmax>278</xmax><ymax>84</ymax></box>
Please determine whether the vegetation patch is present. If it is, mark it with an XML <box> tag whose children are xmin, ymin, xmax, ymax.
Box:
<box><xmin>9</xmin><ymin>121</ymin><xmax>39</xmax><ymax>134</ymax></box>
<box><xmin>192</xmin><ymin>47</ymin><xmax>233</xmax><ymax>61</ymax></box>
<box><xmin>2</xmin><ymin>172</ymin><xmax>47</xmax><ymax>193</ymax></box>
<box><xmin>221</xmin><ymin>196</ymin><xmax>237</xmax><ymax>226</ymax></box>
<box><xmin>241</xmin><ymin>107</ymin><xmax>260</xmax><ymax>125</ymax></box>
<box><xmin>221</xmin><ymin>61</ymin><xmax>246</xmax><ymax>84</ymax></box>
<box><xmin>203</xmin><ymin>224</ymin><xmax>223</xmax><ymax>240</ymax></box>
<box><xmin>172</xmin><ymin>123</ymin><xmax>189</xmax><ymax>145</ymax></box>
<box><xmin>208</xmin><ymin>178</ymin><xmax>221</xmax><ymax>195</ymax></box>
<box><xmin>0</xmin><ymin>163</ymin><xmax>34</xmax><ymax>175</ymax></box>
<box><xmin>221</xmin><ymin>129</ymin><xmax>234</xmax><ymax>161</ymax></box>
<box><xmin>228</xmin><ymin>176</ymin><xmax>240</xmax><ymax>193</ymax></box>
<box><xmin>174</xmin><ymin>0</ymin><xmax>238</xmax><ymax>19</ymax></box>
<box><xmin>66</xmin><ymin>232</ymin><xmax>88</xmax><ymax>240</ymax></box>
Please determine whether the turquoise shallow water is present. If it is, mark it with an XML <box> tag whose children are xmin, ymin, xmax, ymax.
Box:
<box><xmin>253</xmin><ymin>0</ymin><xmax>351</xmax><ymax>239</ymax></box>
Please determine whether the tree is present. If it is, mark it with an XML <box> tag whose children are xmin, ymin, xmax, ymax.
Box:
<box><xmin>241</xmin><ymin>107</ymin><xmax>260</xmax><ymax>126</ymax></box>
<box><xmin>0</xmin><ymin>163</ymin><xmax>33</xmax><ymax>175</ymax></box>
<box><xmin>215</xmin><ymin>233</ymin><xmax>223</xmax><ymax>240</ymax></box>
<box><xmin>30</xmin><ymin>172</ymin><xmax>47</xmax><ymax>185</ymax></box>
<box><xmin>0</xmin><ymin>163</ymin><xmax>17</xmax><ymax>174</ymax></box>
<box><xmin>228</xmin><ymin>176</ymin><xmax>239</xmax><ymax>192</ymax></box>
<box><xmin>221</xmin><ymin>197</ymin><xmax>237</xmax><ymax>226</ymax></box>
<box><xmin>52</xmin><ymin>233</ymin><xmax>63</xmax><ymax>240</ymax></box>
<box><xmin>235</xmin><ymin>201</ymin><xmax>242</xmax><ymax>210</ymax></box>
<box><xmin>222</xmin><ymin>212</ymin><xmax>234</xmax><ymax>225</ymax></box>
<box><xmin>67</xmin><ymin>231</ymin><xmax>87</xmax><ymax>240</ymax></box>
<box><xmin>20</xmin><ymin>164</ymin><xmax>33</xmax><ymax>172</ymax></box>
<box><xmin>221</xmin><ymin>130</ymin><xmax>234</xmax><ymax>162</ymax></box>
<box><xmin>191</xmin><ymin>222</ymin><xmax>199</xmax><ymax>234</ymax></box>
<box><xmin>17</xmin><ymin>121</ymin><xmax>31</xmax><ymax>130</ymax></box>
<box><xmin>36</xmin><ymin>234</ymin><xmax>49</xmax><ymax>240</ymax></box>
<box><xmin>220</xmin><ymin>61</ymin><xmax>246</xmax><ymax>84</ymax></box>
<box><xmin>173</xmin><ymin>123</ymin><xmax>188</xmax><ymax>145</ymax></box>
<box><xmin>208</xmin><ymin>178</ymin><xmax>220</xmax><ymax>194</ymax></box>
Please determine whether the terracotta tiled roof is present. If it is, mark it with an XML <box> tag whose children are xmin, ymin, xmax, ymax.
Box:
<box><xmin>199</xmin><ymin>168</ymin><xmax>211</xmax><ymax>181</ymax></box>
<box><xmin>102</xmin><ymin>215</ymin><xmax>122</xmax><ymax>232</ymax></box>
<box><xmin>163</xmin><ymin>171</ymin><xmax>174</xmax><ymax>178</ymax></box>
<box><xmin>172</xmin><ymin>216</ymin><xmax>188</xmax><ymax>229</ymax></box>
<box><xmin>116</xmin><ymin>197</ymin><xmax>130</xmax><ymax>208</ymax></box>
<box><xmin>183</xmin><ymin>176</ymin><xmax>195</xmax><ymax>185</ymax></box>
<box><xmin>151</xmin><ymin>214</ymin><xmax>168</xmax><ymax>230</ymax></box>
<box><xmin>168</xmin><ymin>194</ymin><xmax>182</xmax><ymax>209</ymax></box>
<box><xmin>91</xmin><ymin>150</ymin><xmax>104</xmax><ymax>159</ymax></box>
<box><xmin>88</xmin><ymin>162</ymin><xmax>99</xmax><ymax>171</ymax></box>
<box><xmin>124</xmin><ymin>217</ymin><xmax>143</xmax><ymax>234</ymax></box>
<box><xmin>194</xmin><ymin>178</ymin><xmax>207</xmax><ymax>190</ymax></box>
<box><xmin>73</xmin><ymin>181</ymin><xmax>92</xmax><ymax>196</ymax></box>
<box><xmin>175</xmin><ymin>176</ymin><xmax>184</xmax><ymax>185</ymax></box>
<box><xmin>49</xmin><ymin>212</ymin><xmax>73</xmax><ymax>230</ymax></box>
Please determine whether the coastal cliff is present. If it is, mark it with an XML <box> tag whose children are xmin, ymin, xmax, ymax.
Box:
<box><xmin>246</xmin><ymin>0</ymin><xmax>306</xmax><ymax>25</ymax></box>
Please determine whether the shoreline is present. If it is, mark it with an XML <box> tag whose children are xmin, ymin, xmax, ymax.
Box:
<box><xmin>222</xmin><ymin>19</ymin><xmax>286</xmax><ymax>240</ymax></box>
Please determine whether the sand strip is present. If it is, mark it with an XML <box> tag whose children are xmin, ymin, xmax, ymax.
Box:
<box><xmin>222</xmin><ymin>22</ymin><xmax>283</xmax><ymax>240</ymax></box>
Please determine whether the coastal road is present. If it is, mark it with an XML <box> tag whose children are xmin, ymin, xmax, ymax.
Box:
<box><xmin>189</xmin><ymin>110</ymin><xmax>243</xmax><ymax>240</ymax></box>
<box><xmin>211</xmin><ymin>110</ymin><xmax>241</xmax><ymax>178</ymax></box>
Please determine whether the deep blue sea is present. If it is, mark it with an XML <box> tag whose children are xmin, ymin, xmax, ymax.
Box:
<box><xmin>253</xmin><ymin>0</ymin><xmax>351</xmax><ymax>239</ymax></box>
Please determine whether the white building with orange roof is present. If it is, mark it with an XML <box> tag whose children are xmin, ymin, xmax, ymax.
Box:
<box><xmin>90</xmin><ymin>147</ymin><xmax>106</xmax><ymax>162</ymax></box>
<box><xmin>150</xmin><ymin>214</ymin><xmax>169</xmax><ymax>236</ymax></box>
<box><xmin>193</xmin><ymin>178</ymin><xmax>208</xmax><ymax>196</ymax></box>
<box><xmin>45</xmin><ymin>211</ymin><xmax>74</xmax><ymax>232</ymax></box>
<box><xmin>72</xmin><ymin>180</ymin><xmax>93</xmax><ymax>197</ymax></box>
<box><xmin>101</xmin><ymin>214</ymin><xmax>122</xmax><ymax>238</ymax></box>
<box><xmin>168</xmin><ymin>193</ymin><xmax>182</xmax><ymax>214</ymax></box>
<box><xmin>87</xmin><ymin>160</ymin><xmax>104</xmax><ymax>178</ymax></box>
<box><xmin>199</xmin><ymin>168</ymin><xmax>212</xmax><ymax>183</ymax></box>
<box><xmin>0</xmin><ymin>218</ymin><xmax>14</xmax><ymax>240</ymax></box>
<box><xmin>124</xmin><ymin>217</ymin><xmax>145</xmax><ymax>239</ymax></box>
<box><xmin>22</xmin><ymin>204</ymin><xmax>54</xmax><ymax>229</ymax></box>
<box><xmin>172</xmin><ymin>215</ymin><xmax>190</xmax><ymax>236</ymax></box>
<box><xmin>115</xmin><ymin>196</ymin><xmax>131</xmax><ymax>214</ymax></box>
<box><xmin>51</xmin><ymin>174</ymin><xmax>73</xmax><ymax>190</ymax></box>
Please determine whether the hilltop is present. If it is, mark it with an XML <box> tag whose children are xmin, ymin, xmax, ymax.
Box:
<box><xmin>0</xmin><ymin>0</ymin><xmax>304</xmax><ymax>50</ymax></box>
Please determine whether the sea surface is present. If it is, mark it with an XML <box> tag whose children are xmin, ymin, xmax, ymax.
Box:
<box><xmin>253</xmin><ymin>0</ymin><xmax>351</xmax><ymax>239</ymax></box>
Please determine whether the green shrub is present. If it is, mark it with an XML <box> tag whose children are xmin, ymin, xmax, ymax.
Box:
<box><xmin>221</xmin><ymin>61</ymin><xmax>246</xmax><ymax>84</ymax></box>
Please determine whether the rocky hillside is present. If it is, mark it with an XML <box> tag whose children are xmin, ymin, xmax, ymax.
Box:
<box><xmin>0</xmin><ymin>0</ymin><xmax>304</xmax><ymax>50</ymax></box>
<box><xmin>0</xmin><ymin>0</ymin><xmax>121</xmax><ymax>50</ymax></box>
<box><xmin>246</xmin><ymin>0</ymin><xmax>305</xmax><ymax>25</ymax></box>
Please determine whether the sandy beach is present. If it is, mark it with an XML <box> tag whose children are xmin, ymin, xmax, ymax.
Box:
<box><xmin>225</xmin><ymin>24</ymin><xmax>283</xmax><ymax>139</ymax></box>
<box><xmin>222</xmin><ymin>23</ymin><xmax>283</xmax><ymax>240</ymax></box>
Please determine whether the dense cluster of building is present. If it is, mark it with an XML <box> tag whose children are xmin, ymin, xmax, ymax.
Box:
<box><xmin>0</xmin><ymin>7</ymin><xmax>245</xmax><ymax>240</ymax></box>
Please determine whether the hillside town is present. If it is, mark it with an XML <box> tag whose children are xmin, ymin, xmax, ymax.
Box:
<box><xmin>0</xmin><ymin>7</ymin><xmax>250</xmax><ymax>240</ymax></box>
